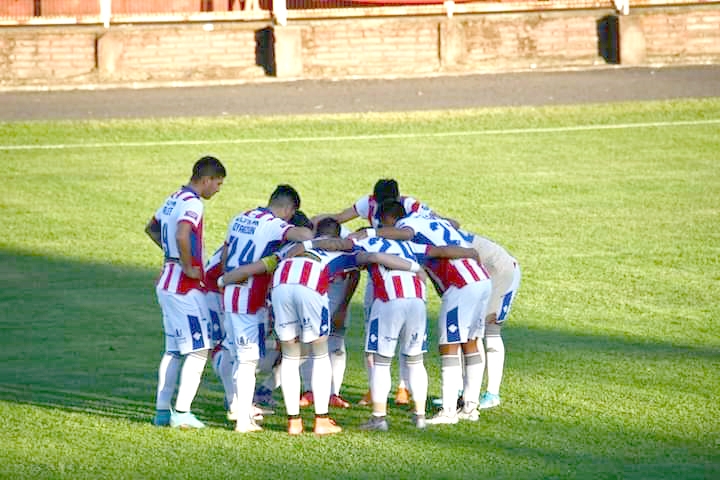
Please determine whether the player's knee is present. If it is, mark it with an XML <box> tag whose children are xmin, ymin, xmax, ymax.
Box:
<box><xmin>310</xmin><ymin>339</ymin><xmax>329</xmax><ymax>358</ymax></box>
<box><xmin>372</xmin><ymin>353</ymin><xmax>392</xmax><ymax>367</ymax></box>
<box><xmin>485</xmin><ymin>322</ymin><xmax>502</xmax><ymax>338</ymax></box>
<box><xmin>403</xmin><ymin>353</ymin><xmax>424</xmax><ymax>365</ymax></box>
<box><xmin>281</xmin><ymin>341</ymin><xmax>302</xmax><ymax>359</ymax></box>
<box><xmin>187</xmin><ymin>349</ymin><xmax>209</xmax><ymax>361</ymax></box>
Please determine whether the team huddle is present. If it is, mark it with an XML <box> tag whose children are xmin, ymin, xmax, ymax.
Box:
<box><xmin>145</xmin><ymin>156</ymin><xmax>521</xmax><ymax>435</ymax></box>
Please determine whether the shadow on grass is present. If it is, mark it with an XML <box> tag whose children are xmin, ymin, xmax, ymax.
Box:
<box><xmin>1</xmin><ymin>249</ymin><xmax>718</xmax><ymax>477</ymax></box>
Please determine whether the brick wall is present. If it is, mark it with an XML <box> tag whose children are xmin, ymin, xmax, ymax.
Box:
<box><xmin>97</xmin><ymin>24</ymin><xmax>266</xmax><ymax>81</ymax></box>
<box><xmin>641</xmin><ymin>6</ymin><xmax>720</xmax><ymax>63</ymax></box>
<box><xmin>0</xmin><ymin>28</ymin><xmax>96</xmax><ymax>81</ymax></box>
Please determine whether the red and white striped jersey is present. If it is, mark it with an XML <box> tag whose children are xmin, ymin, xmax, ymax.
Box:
<box><xmin>154</xmin><ymin>186</ymin><xmax>205</xmax><ymax>295</ymax></box>
<box><xmin>204</xmin><ymin>245</ymin><xmax>223</xmax><ymax>294</ymax></box>
<box><xmin>272</xmin><ymin>248</ymin><xmax>357</xmax><ymax>295</ymax></box>
<box><xmin>223</xmin><ymin>208</ymin><xmax>292</xmax><ymax>314</ymax></box>
<box><xmin>353</xmin><ymin>194</ymin><xmax>430</xmax><ymax>228</ymax></box>
<box><xmin>353</xmin><ymin>237</ymin><xmax>427</xmax><ymax>302</ymax></box>
<box><xmin>396</xmin><ymin>213</ymin><xmax>489</xmax><ymax>294</ymax></box>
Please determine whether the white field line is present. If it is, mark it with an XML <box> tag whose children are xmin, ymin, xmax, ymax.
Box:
<box><xmin>1</xmin><ymin>118</ymin><xmax>719</xmax><ymax>151</ymax></box>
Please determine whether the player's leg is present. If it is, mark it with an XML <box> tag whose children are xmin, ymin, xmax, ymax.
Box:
<box><xmin>395</xmin><ymin>355</ymin><xmax>411</xmax><ymax>406</ymax></box>
<box><xmin>328</xmin><ymin>332</ymin><xmax>350</xmax><ymax>407</ymax></box>
<box><xmin>457</xmin><ymin>280</ymin><xmax>491</xmax><ymax>420</ymax></box>
<box><xmin>211</xmin><ymin>344</ymin><xmax>235</xmax><ymax>416</ymax></box>
<box><xmin>279</xmin><ymin>339</ymin><xmax>303</xmax><ymax>434</ymax></box>
<box><xmin>298</xmin><ymin>345</ymin><xmax>313</xmax><ymax>407</ymax></box>
<box><xmin>400</xmin><ymin>298</ymin><xmax>428</xmax><ymax>428</ymax></box>
<box><xmin>229</xmin><ymin>310</ymin><xmax>265</xmax><ymax>433</ymax></box>
<box><xmin>359</xmin><ymin>279</ymin><xmax>374</xmax><ymax>405</ymax></box>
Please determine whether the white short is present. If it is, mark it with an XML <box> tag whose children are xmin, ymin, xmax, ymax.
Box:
<box><xmin>205</xmin><ymin>291</ymin><xmax>225</xmax><ymax>345</ymax></box>
<box><xmin>437</xmin><ymin>279</ymin><xmax>492</xmax><ymax>345</ymax></box>
<box><xmin>487</xmin><ymin>263</ymin><xmax>521</xmax><ymax>324</ymax></box>
<box><xmin>156</xmin><ymin>288</ymin><xmax>212</xmax><ymax>355</ymax></box>
<box><xmin>365</xmin><ymin>298</ymin><xmax>427</xmax><ymax>357</ymax></box>
<box><xmin>226</xmin><ymin>308</ymin><xmax>269</xmax><ymax>362</ymax></box>
<box><xmin>271</xmin><ymin>284</ymin><xmax>330</xmax><ymax>343</ymax></box>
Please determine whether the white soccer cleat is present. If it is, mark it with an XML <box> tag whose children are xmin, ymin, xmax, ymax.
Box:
<box><xmin>234</xmin><ymin>419</ymin><xmax>263</xmax><ymax>433</ymax></box>
<box><xmin>426</xmin><ymin>409</ymin><xmax>459</xmax><ymax>425</ymax></box>
<box><xmin>457</xmin><ymin>402</ymin><xmax>479</xmax><ymax>421</ymax></box>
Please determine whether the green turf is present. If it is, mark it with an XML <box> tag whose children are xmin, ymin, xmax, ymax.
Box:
<box><xmin>1</xmin><ymin>98</ymin><xmax>719</xmax><ymax>479</ymax></box>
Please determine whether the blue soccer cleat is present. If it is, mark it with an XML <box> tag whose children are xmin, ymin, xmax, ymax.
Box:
<box><xmin>478</xmin><ymin>392</ymin><xmax>501</xmax><ymax>410</ymax></box>
<box><xmin>152</xmin><ymin>409</ymin><xmax>171</xmax><ymax>426</ymax></box>
<box><xmin>170</xmin><ymin>411</ymin><xmax>205</xmax><ymax>429</ymax></box>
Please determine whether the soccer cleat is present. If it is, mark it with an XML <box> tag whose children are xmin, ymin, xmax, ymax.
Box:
<box><xmin>313</xmin><ymin>416</ymin><xmax>342</xmax><ymax>436</ymax></box>
<box><xmin>299</xmin><ymin>391</ymin><xmax>314</xmax><ymax>408</ymax></box>
<box><xmin>329</xmin><ymin>394</ymin><xmax>351</xmax><ymax>409</ymax></box>
<box><xmin>235</xmin><ymin>419</ymin><xmax>263</xmax><ymax>433</ymax></box>
<box><xmin>359</xmin><ymin>415</ymin><xmax>389</xmax><ymax>432</ymax></box>
<box><xmin>413</xmin><ymin>414</ymin><xmax>427</xmax><ymax>429</ymax></box>
<box><xmin>426</xmin><ymin>409</ymin><xmax>459</xmax><ymax>425</ymax></box>
<box><xmin>152</xmin><ymin>409</ymin><xmax>171</xmax><ymax>426</ymax></box>
<box><xmin>170</xmin><ymin>411</ymin><xmax>205</xmax><ymax>429</ymax></box>
<box><xmin>253</xmin><ymin>387</ymin><xmax>278</xmax><ymax>408</ymax></box>
<box><xmin>457</xmin><ymin>402</ymin><xmax>479</xmax><ymax>422</ymax></box>
<box><xmin>394</xmin><ymin>387</ymin><xmax>410</xmax><ymax>406</ymax></box>
<box><xmin>478</xmin><ymin>392</ymin><xmax>501</xmax><ymax>410</ymax></box>
<box><xmin>357</xmin><ymin>390</ymin><xmax>372</xmax><ymax>406</ymax></box>
<box><xmin>288</xmin><ymin>417</ymin><xmax>304</xmax><ymax>435</ymax></box>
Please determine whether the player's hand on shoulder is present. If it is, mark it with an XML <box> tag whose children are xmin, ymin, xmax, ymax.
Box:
<box><xmin>347</xmin><ymin>228</ymin><xmax>369</xmax><ymax>241</ymax></box>
<box><xmin>183</xmin><ymin>265</ymin><xmax>203</xmax><ymax>279</ymax></box>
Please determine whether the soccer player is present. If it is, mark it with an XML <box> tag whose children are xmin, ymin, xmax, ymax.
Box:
<box><xmin>354</xmin><ymin>199</ymin><xmax>492</xmax><ymax>424</ymax></box>
<box><xmin>461</xmin><ymin>231</ymin><xmax>521</xmax><ymax>410</ymax></box>
<box><xmin>144</xmin><ymin>156</ymin><xmax>226</xmax><ymax>429</ymax></box>
<box><xmin>221</xmin><ymin>185</ymin><xmax>313</xmax><ymax>433</ymax></box>
<box><xmin>315</xmin><ymin>179</ymin><xmax>452</xmax><ymax>406</ymax></box>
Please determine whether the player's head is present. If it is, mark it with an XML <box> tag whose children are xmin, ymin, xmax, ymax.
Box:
<box><xmin>268</xmin><ymin>184</ymin><xmax>301</xmax><ymax>221</ymax></box>
<box><xmin>290</xmin><ymin>210</ymin><xmax>313</xmax><ymax>229</ymax></box>
<box><xmin>373</xmin><ymin>179</ymin><xmax>400</xmax><ymax>203</ymax></box>
<box><xmin>315</xmin><ymin>218</ymin><xmax>341</xmax><ymax>238</ymax></box>
<box><xmin>190</xmin><ymin>156</ymin><xmax>226</xmax><ymax>199</ymax></box>
<box><xmin>378</xmin><ymin>199</ymin><xmax>406</xmax><ymax>226</ymax></box>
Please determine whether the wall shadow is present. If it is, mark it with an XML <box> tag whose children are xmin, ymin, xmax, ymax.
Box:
<box><xmin>597</xmin><ymin>15</ymin><xmax>619</xmax><ymax>64</ymax></box>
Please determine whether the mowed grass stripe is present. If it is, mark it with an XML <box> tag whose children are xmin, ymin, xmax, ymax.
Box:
<box><xmin>1</xmin><ymin>118</ymin><xmax>719</xmax><ymax>150</ymax></box>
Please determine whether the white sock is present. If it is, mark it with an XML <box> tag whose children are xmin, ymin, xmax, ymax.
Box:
<box><xmin>213</xmin><ymin>348</ymin><xmax>235</xmax><ymax>408</ymax></box>
<box><xmin>462</xmin><ymin>350</ymin><xmax>485</xmax><ymax>406</ymax></box>
<box><xmin>299</xmin><ymin>356</ymin><xmax>312</xmax><ymax>393</ymax></box>
<box><xmin>370</xmin><ymin>358</ymin><xmax>391</xmax><ymax>413</ymax></box>
<box><xmin>329</xmin><ymin>334</ymin><xmax>346</xmax><ymax>396</ymax></box>
<box><xmin>232</xmin><ymin>360</ymin><xmax>257</xmax><ymax>424</ymax></box>
<box><xmin>156</xmin><ymin>352</ymin><xmax>181</xmax><ymax>410</ymax></box>
<box><xmin>440</xmin><ymin>354</ymin><xmax>462</xmax><ymax>413</ymax></box>
<box><xmin>397</xmin><ymin>353</ymin><xmax>409</xmax><ymax>391</ymax></box>
<box><xmin>366</xmin><ymin>353</ymin><xmax>375</xmax><ymax>393</ymax></box>
<box><xmin>405</xmin><ymin>355</ymin><xmax>427</xmax><ymax>415</ymax></box>
<box><xmin>311</xmin><ymin>351</ymin><xmax>332</xmax><ymax>415</ymax></box>
<box><xmin>175</xmin><ymin>350</ymin><xmax>208</xmax><ymax>412</ymax></box>
<box><xmin>485</xmin><ymin>334</ymin><xmax>505</xmax><ymax>395</ymax></box>
<box><xmin>280</xmin><ymin>353</ymin><xmax>301</xmax><ymax>416</ymax></box>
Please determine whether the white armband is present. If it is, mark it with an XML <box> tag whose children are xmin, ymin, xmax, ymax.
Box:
<box><xmin>217</xmin><ymin>276</ymin><xmax>225</xmax><ymax>288</ymax></box>
<box><xmin>303</xmin><ymin>240</ymin><xmax>314</xmax><ymax>251</ymax></box>
<box><xmin>409</xmin><ymin>261</ymin><xmax>421</xmax><ymax>273</ymax></box>
<box><xmin>366</xmin><ymin>228</ymin><xmax>376</xmax><ymax>238</ymax></box>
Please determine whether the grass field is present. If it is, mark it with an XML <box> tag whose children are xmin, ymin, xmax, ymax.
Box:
<box><xmin>1</xmin><ymin>98</ymin><xmax>719</xmax><ymax>479</ymax></box>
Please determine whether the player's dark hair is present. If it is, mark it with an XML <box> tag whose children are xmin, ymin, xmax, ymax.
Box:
<box><xmin>378</xmin><ymin>199</ymin><xmax>406</xmax><ymax>222</ymax></box>
<box><xmin>269</xmin><ymin>184</ymin><xmax>301</xmax><ymax>210</ymax></box>
<box><xmin>373</xmin><ymin>179</ymin><xmax>400</xmax><ymax>203</ymax></box>
<box><xmin>191</xmin><ymin>156</ymin><xmax>226</xmax><ymax>180</ymax></box>
<box><xmin>316</xmin><ymin>218</ymin><xmax>341</xmax><ymax>238</ymax></box>
<box><xmin>290</xmin><ymin>210</ymin><xmax>313</xmax><ymax>229</ymax></box>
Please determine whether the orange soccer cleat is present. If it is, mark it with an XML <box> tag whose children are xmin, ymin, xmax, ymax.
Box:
<box><xmin>288</xmin><ymin>417</ymin><xmax>304</xmax><ymax>435</ymax></box>
<box><xmin>313</xmin><ymin>416</ymin><xmax>342</xmax><ymax>436</ymax></box>
<box><xmin>357</xmin><ymin>390</ymin><xmax>372</xmax><ymax>406</ymax></box>
<box><xmin>329</xmin><ymin>394</ymin><xmax>351</xmax><ymax>409</ymax></box>
<box><xmin>299</xmin><ymin>391</ymin><xmax>314</xmax><ymax>408</ymax></box>
<box><xmin>394</xmin><ymin>387</ymin><xmax>410</xmax><ymax>406</ymax></box>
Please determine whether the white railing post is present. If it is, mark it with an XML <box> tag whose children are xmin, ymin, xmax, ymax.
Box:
<box><xmin>99</xmin><ymin>0</ymin><xmax>112</xmax><ymax>28</ymax></box>
<box><xmin>274</xmin><ymin>0</ymin><xmax>288</xmax><ymax>26</ymax></box>
<box><xmin>443</xmin><ymin>0</ymin><xmax>455</xmax><ymax>18</ymax></box>
<box><xmin>613</xmin><ymin>0</ymin><xmax>629</xmax><ymax>15</ymax></box>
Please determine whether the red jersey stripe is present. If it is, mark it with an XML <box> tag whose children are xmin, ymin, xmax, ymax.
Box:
<box><xmin>279</xmin><ymin>261</ymin><xmax>292</xmax><ymax>284</ymax></box>
<box><xmin>413</xmin><ymin>275</ymin><xmax>423</xmax><ymax>298</ymax></box>
<box><xmin>299</xmin><ymin>261</ymin><xmax>313</xmax><ymax>285</ymax></box>
<box><xmin>463</xmin><ymin>259</ymin><xmax>481</xmax><ymax>281</ymax></box>
<box><xmin>163</xmin><ymin>263</ymin><xmax>174</xmax><ymax>290</ymax></box>
<box><xmin>392</xmin><ymin>275</ymin><xmax>405</xmax><ymax>298</ymax></box>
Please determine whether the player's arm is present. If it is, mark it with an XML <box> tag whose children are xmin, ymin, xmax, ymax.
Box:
<box><xmin>284</xmin><ymin>226</ymin><xmax>314</xmax><ymax>242</ymax></box>
<box><xmin>219</xmin><ymin>254</ymin><xmax>280</xmax><ymax>287</ymax></box>
<box><xmin>349</xmin><ymin>225</ymin><xmax>414</xmax><ymax>241</ymax></box>
<box><xmin>426</xmin><ymin>245</ymin><xmax>479</xmax><ymax>262</ymax></box>
<box><xmin>145</xmin><ymin>218</ymin><xmax>162</xmax><ymax>249</ymax></box>
<box><xmin>356</xmin><ymin>251</ymin><xmax>422</xmax><ymax>272</ymax></box>
<box><xmin>176</xmin><ymin>221</ymin><xmax>201</xmax><ymax>279</ymax></box>
<box><xmin>312</xmin><ymin>206</ymin><xmax>358</xmax><ymax>225</ymax></box>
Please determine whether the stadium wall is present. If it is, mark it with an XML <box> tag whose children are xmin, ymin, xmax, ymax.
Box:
<box><xmin>0</xmin><ymin>4</ymin><xmax>719</xmax><ymax>87</ymax></box>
